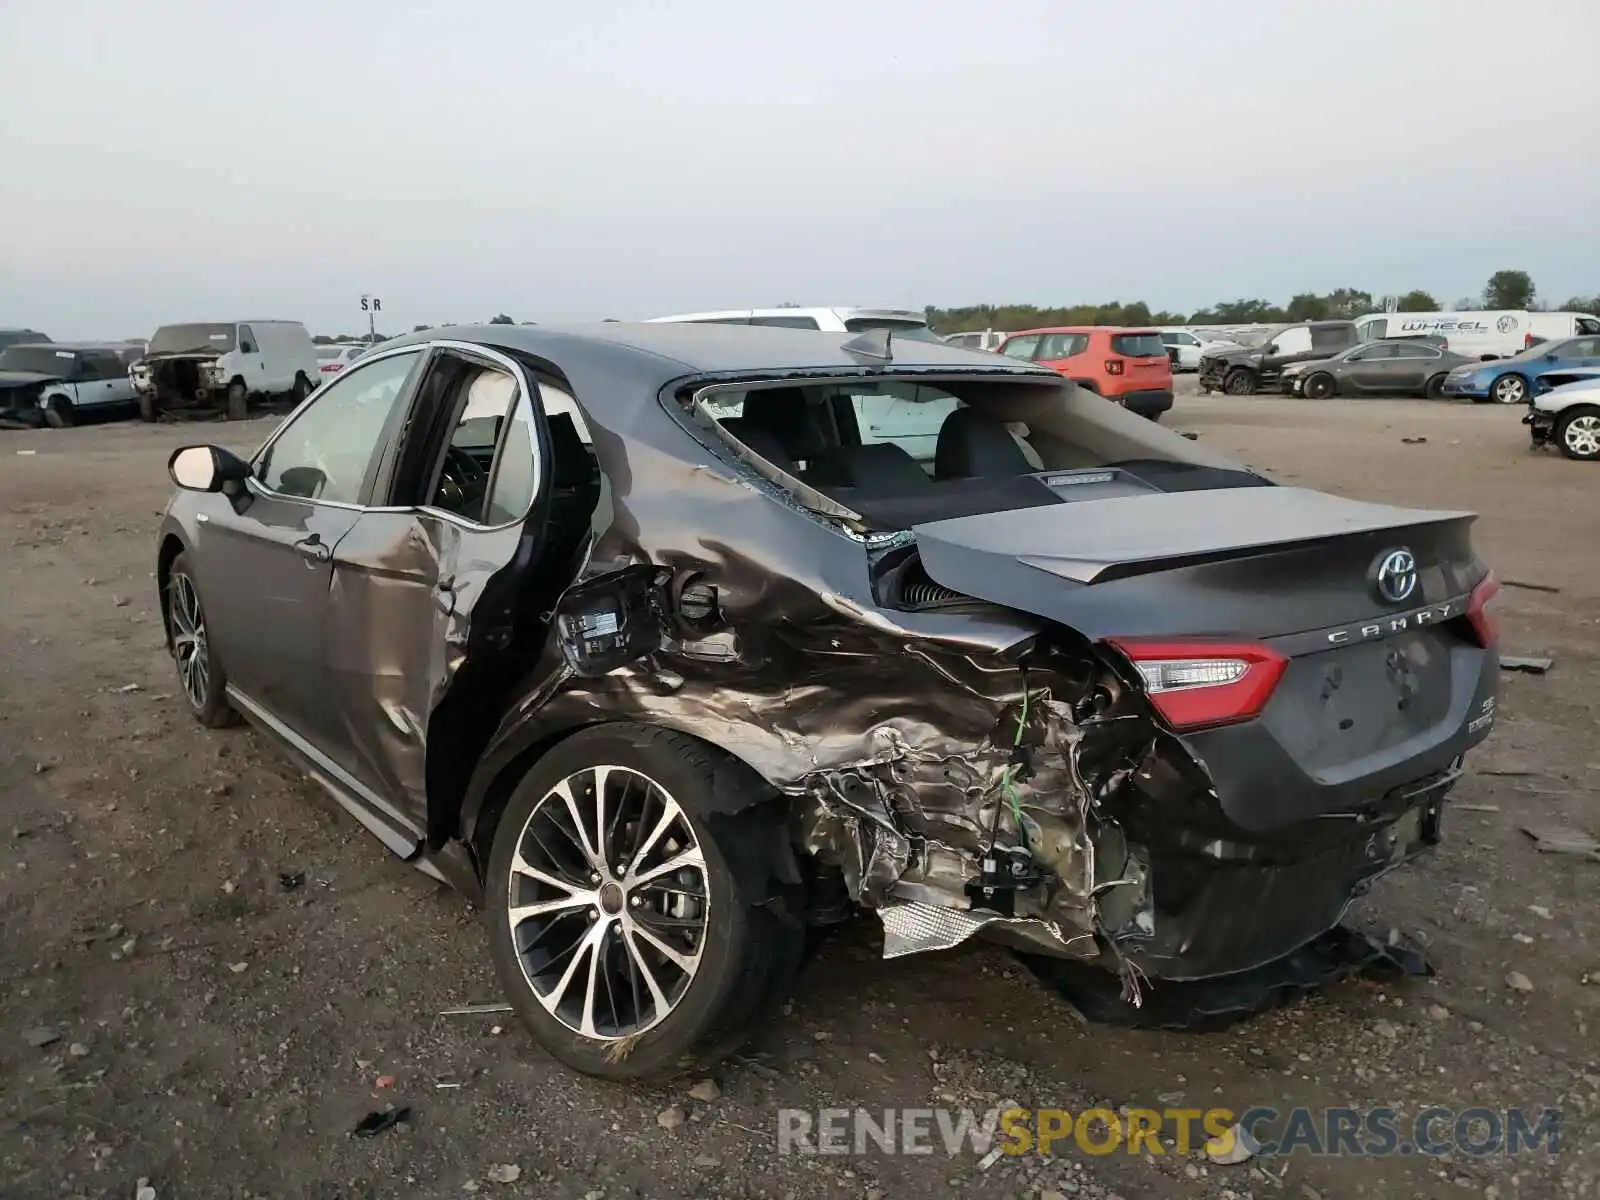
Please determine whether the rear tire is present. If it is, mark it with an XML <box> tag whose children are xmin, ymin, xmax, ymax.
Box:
<box><xmin>483</xmin><ymin>724</ymin><xmax>806</xmax><ymax>1081</ymax></box>
<box><xmin>166</xmin><ymin>552</ymin><xmax>238</xmax><ymax>729</ymax></box>
<box><xmin>225</xmin><ymin>380</ymin><xmax>249</xmax><ymax>421</ymax></box>
<box><xmin>1223</xmin><ymin>369</ymin><xmax>1257</xmax><ymax>396</ymax></box>
<box><xmin>43</xmin><ymin>395</ymin><xmax>75</xmax><ymax>428</ymax></box>
<box><xmin>1424</xmin><ymin>373</ymin><xmax>1447</xmax><ymax>399</ymax></box>
<box><xmin>1302</xmin><ymin>373</ymin><xmax>1335</xmax><ymax>400</ymax></box>
<box><xmin>289</xmin><ymin>373</ymin><xmax>312</xmax><ymax>403</ymax></box>
<box><xmin>1555</xmin><ymin>406</ymin><xmax>1600</xmax><ymax>461</ymax></box>
<box><xmin>1490</xmin><ymin>374</ymin><xmax>1528</xmax><ymax>405</ymax></box>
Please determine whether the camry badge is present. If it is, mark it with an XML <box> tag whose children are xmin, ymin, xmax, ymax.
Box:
<box><xmin>1374</xmin><ymin>548</ymin><xmax>1418</xmax><ymax>604</ymax></box>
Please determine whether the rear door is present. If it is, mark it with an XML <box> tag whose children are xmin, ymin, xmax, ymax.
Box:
<box><xmin>1109</xmin><ymin>331</ymin><xmax>1172</xmax><ymax>387</ymax></box>
<box><xmin>1388</xmin><ymin>343</ymin><xmax>1444</xmax><ymax>391</ymax></box>
<box><xmin>321</xmin><ymin>343</ymin><xmax>550</xmax><ymax>836</ymax></box>
<box><xmin>75</xmin><ymin>351</ymin><xmax>130</xmax><ymax>407</ymax></box>
<box><xmin>1035</xmin><ymin>332</ymin><xmax>1090</xmax><ymax>381</ymax></box>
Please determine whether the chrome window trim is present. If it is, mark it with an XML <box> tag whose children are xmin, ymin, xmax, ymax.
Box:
<box><xmin>245</xmin><ymin>339</ymin><xmax>546</xmax><ymax>534</ymax></box>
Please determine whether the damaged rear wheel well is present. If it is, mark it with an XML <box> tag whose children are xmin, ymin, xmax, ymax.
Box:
<box><xmin>461</xmin><ymin>721</ymin><xmax>805</xmax><ymax>896</ymax></box>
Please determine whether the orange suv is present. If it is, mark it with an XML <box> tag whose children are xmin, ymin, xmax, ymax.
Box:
<box><xmin>997</xmin><ymin>326</ymin><xmax>1174</xmax><ymax>420</ymax></box>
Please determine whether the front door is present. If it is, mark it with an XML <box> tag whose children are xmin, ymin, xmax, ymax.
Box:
<box><xmin>201</xmin><ymin>348</ymin><xmax>427</xmax><ymax>745</ymax></box>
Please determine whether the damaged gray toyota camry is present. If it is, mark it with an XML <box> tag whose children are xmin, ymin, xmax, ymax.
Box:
<box><xmin>154</xmin><ymin>322</ymin><xmax>1501</xmax><ymax>1078</ymax></box>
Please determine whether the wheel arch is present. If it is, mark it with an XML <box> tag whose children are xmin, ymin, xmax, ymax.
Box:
<box><xmin>449</xmin><ymin>712</ymin><xmax>801</xmax><ymax>881</ymax></box>
<box><xmin>156</xmin><ymin>532</ymin><xmax>187</xmax><ymax>650</ymax></box>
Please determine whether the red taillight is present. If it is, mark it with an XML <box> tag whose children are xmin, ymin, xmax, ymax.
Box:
<box><xmin>1107</xmin><ymin>639</ymin><xmax>1287</xmax><ymax>731</ymax></box>
<box><xmin>1525</xmin><ymin>333</ymin><xmax>1536</xmax><ymax>348</ymax></box>
<box><xmin>1105</xmin><ymin>359</ymin><xmax>1125</xmax><ymax>375</ymax></box>
<box><xmin>1465</xmin><ymin>572</ymin><xmax>1501</xmax><ymax>649</ymax></box>
<box><xmin>320</xmin><ymin>363</ymin><xmax>341</xmax><ymax>372</ymax></box>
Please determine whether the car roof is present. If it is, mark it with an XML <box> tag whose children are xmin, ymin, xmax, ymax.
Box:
<box><xmin>648</xmin><ymin>306</ymin><xmax>926</xmax><ymax>323</ymax></box>
<box><xmin>379</xmin><ymin>321</ymin><xmax>1049</xmax><ymax>382</ymax></box>
<box><xmin>1005</xmin><ymin>325</ymin><xmax>1153</xmax><ymax>336</ymax></box>
<box><xmin>1</xmin><ymin>341</ymin><xmax>121</xmax><ymax>353</ymax></box>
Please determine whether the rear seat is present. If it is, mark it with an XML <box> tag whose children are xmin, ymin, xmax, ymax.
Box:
<box><xmin>934</xmin><ymin>408</ymin><xmax>1034</xmax><ymax>479</ymax></box>
<box><xmin>806</xmin><ymin>442</ymin><xmax>934</xmax><ymax>497</ymax></box>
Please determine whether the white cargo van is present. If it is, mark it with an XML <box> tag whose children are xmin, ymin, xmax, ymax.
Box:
<box><xmin>1355</xmin><ymin>310</ymin><xmax>1600</xmax><ymax>360</ymax></box>
<box><xmin>132</xmin><ymin>320</ymin><xmax>322</xmax><ymax>420</ymax></box>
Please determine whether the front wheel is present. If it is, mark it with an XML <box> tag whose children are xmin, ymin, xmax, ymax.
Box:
<box><xmin>1556</xmin><ymin>406</ymin><xmax>1600</xmax><ymax>461</ymax></box>
<box><xmin>138</xmin><ymin>393</ymin><xmax>159</xmax><ymax>422</ymax></box>
<box><xmin>225</xmin><ymin>380</ymin><xmax>249</xmax><ymax>421</ymax></box>
<box><xmin>1491</xmin><ymin>374</ymin><xmax>1528</xmax><ymax>405</ymax></box>
<box><xmin>484</xmin><ymin>725</ymin><xmax>806</xmax><ymax>1080</ymax></box>
<box><xmin>166</xmin><ymin>552</ymin><xmax>238</xmax><ymax>728</ymax></box>
<box><xmin>44</xmin><ymin>395</ymin><xmax>75</xmax><ymax>428</ymax></box>
<box><xmin>1223</xmin><ymin>369</ymin><xmax>1257</xmax><ymax>396</ymax></box>
<box><xmin>1302</xmin><ymin>373</ymin><xmax>1335</xmax><ymax>400</ymax></box>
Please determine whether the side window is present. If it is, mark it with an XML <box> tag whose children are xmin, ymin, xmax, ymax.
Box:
<box><xmin>1564</xmin><ymin>337</ymin><xmax>1600</xmax><ymax>358</ymax></box>
<box><xmin>1000</xmin><ymin>335</ymin><xmax>1039</xmax><ymax>360</ymax></box>
<box><xmin>85</xmin><ymin>352</ymin><xmax>122</xmax><ymax>379</ymax></box>
<box><xmin>238</xmin><ymin>325</ymin><xmax>257</xmax><ymax>353</ymax></box>
<box><xmin>258</xmin><ymin>350</ymin><xmax>420</xmax><ymax>503</ymax></box>
<box><xmin>429</xmin><ymin>365</ymin><xmax>543</xmax><ymax>526</ymax></box>
<box><xmin>750</xmin><ymin>315</ymin><xmax>821</xmax><ymax>329</ymax></box>
<box><xmin>1036</xmin><ymin>333</ymin><xmax>1087</xmax><ymax>359</ymax></box>
<box><xmin>1274</xmin><ymin>327</ymin><xmax>1314</xmax><ymax>355</ymax></box>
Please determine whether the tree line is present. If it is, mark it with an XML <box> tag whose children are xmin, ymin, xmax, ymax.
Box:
<box><xmin>309</xmin><ymin>271</ymin><xmax>1600</xmax><ymax>342</ymax></box>
<box><xmin>926</xmin><ymin>271</ymin><xmax>1600</xmax><ymax>334</ymax></box>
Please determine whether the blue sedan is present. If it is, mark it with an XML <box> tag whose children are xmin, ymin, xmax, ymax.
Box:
<box><xmin>1441</xmin><ymin>336</ymin><xmax>1600</xmax><ymax>404</ymax></box>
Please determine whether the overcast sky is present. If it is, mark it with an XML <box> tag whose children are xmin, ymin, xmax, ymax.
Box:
<box><xmin>3</xmin><ymin>0</ymin><xmax>1596</xmax><ymax>338</ymax></box>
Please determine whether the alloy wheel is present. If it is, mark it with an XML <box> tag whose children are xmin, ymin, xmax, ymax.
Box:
<box><xmin>505</xmin><ymin>765</ymin><xmax>709</xmax><ymax>1040</ymax></box>
<box><xmin>169</xmin><ymin>572</ymin><xmax>210</xmax><ymax>710</ymax></box>
<box><xmin>1493</xmin><ymin>376</ymin><xmax>1526</xmax><ymax>404</ymax></box>
<box><xmin>1562</xmin><ymin>413</ymin><xmax>1600</xmax><ymax>458</ymax></box>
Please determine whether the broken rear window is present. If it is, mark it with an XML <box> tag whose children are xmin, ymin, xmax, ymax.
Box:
<box><xmin>693</xmin><ymin>374</ymin><xmax>1255</xmax><ymax>529</ymax></box>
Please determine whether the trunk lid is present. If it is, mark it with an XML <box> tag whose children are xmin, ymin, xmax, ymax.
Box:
<box><xmin>910</xmin><ymin>486</ymin><xmax>1481</xmax><ymax>643</ymax></box>
<box><xmin>912</xmin><ymin>487</ymin><xmax>1494</xmax><ymax>821</ymax></box>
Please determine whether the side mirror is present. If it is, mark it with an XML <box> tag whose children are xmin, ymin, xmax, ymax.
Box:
<box><xmin>169</xmin><ymin>444</ymin><xmax>252</xmax><ymax>492</ymax></box>
<box><xmin>1264</xmin><ymin>343</ymin><xmax>1279</xmax><ymax>355</ymax></box>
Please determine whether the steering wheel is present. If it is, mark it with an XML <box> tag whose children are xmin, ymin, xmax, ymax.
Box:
<box><xmin>438</xmin><ymin>445</ymin><xmax>490</xmax><ymax>514</ymax></box>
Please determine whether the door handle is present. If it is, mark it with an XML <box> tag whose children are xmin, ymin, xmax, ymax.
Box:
<box><xmin>293</xmin><ymin>534</ymin><xmax>331</xmax><ymax>564</ymax></box>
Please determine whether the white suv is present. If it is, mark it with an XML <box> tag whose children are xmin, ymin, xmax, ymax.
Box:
<box><xmin>648</xmin><ymin>307</ymin><xmax>943</xmax><ymax>343</ymax></box>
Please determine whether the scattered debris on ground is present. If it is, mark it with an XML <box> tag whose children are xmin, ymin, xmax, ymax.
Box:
<box><xmin>1501</xmin><ymin>654</ymin><xmax>1555</xmax><ymax>674</ymax></box>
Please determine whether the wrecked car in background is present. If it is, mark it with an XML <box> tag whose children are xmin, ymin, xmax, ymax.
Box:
<box><xmin>154</xmin><ymin>323</ymin><xmax>1501</xmax><ymax>1079</ymax></box>
<box><xmin>132</xmin><ymin>320</ymin><xmax>320</xmax><ymax>421</ymax></box>
<box><xmin>0</xmin><ymin>343</ymin><xmax>138</xmax><ymax>428</ymax></box>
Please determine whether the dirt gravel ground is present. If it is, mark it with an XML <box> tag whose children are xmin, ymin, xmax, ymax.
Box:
<box><xmin>2</xmin><ymin>385</ymin><xmax>1598</xmax><ymax>1200</ymax></box>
